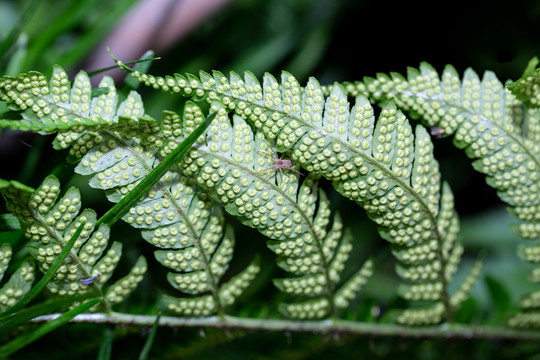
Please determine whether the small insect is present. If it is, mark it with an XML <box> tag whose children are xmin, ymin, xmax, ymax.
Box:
<box><xmin>255</xmin><ymin>149</ymin><xmax>301</xmax><ymax>179</ymax></box>
<box><xmin>80</xmin><ymin>273</ymin><xmax>101</xmax><ymax>285</ymax></box>
<box><xmin>429</xmin><ymin>126</ymin><xmax>447</xmax><ymax>139</ymax></box>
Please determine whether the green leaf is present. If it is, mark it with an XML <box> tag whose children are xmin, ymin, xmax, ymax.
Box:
<box><xmin>0</xmin><ymin>243</ymin><xmax>11</xmax><ymax>283</ymax></box>
<box><xmin>0</xmin><ymin>175</ymin><xmax>146</xmax><ymax>311</ymax></box>
<box><xmin>97</xmin><ymin>326</ymin><xmax>114</xmax><ymax>360</ymax></box>
<box><xmin>507</xmin><ymin>56</ymin><xmax>540</xmax><ymax>106</ymax></box>
<box><xmin>0</xmin><ymin>258</ymin><xmax>35</xmax><ymax>313</ymax></box>
<box><xmin>360</xmin><ymin>63</ymin><xmax>540</xmax><ymax>236</ymax></box>
<box><xmin>176</xmin><ymin>101</ymin><xmax>368</xmax><ymax>319</ymax></box>
<box><xmin>0</xmin><ymin>290</ymin><xmax>99</xmax><ymax>335</ymax></box>
<box><xmin>0</xmin><ymin>0</ymin><xmax>39</xmax><ymax>71</ymax></box>
<box><xmin>358</xmin><ymin>62</ymin><xmax>539</xmax><ymax>325</ymax></box>
<box><xmin>104</xmin><ymin>255</ymin><xmax>147</xmax><ymax>306</ymax></box>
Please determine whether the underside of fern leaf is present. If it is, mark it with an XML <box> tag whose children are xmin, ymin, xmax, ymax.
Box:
<box><xmin>115</xmin><ymin>60</ymin><xmax>481</xmax><ymax>325</ymax></box>
<box><xmin>360</xmin><ymin>63</ymin><xmax>539</xmax><ymax>239</ymax></box>
<box><xmin>0</xmin><ymin>176</ymin><xmax>146</xmax><ymax>310</ymax></box>
<box><xmin>178</xmin><ymin>101</ymin><xmax>372</xmax><ymax>319</ymax></box>
<box><xmin>0</xmin><ymin>243</ymin><xmax>35</xmax><ymax>312</ymax></box>
<box><xmin>0</xmin><ymin>66</ymin><xmax>261</xmax><ymax>317</ymax></box>
<box><xmin>73</xmin><ymin>115</ymin><xmax>260</xmax><ymax>317</ymax></box>
<box><xmin>345</xmin><ymin>62</ymin><xmax>540</xmax><ymax>327</ymax></box>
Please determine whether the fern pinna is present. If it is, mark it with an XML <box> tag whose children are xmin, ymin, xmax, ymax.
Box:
<box><xmin>112</xmin><ymin>59</ymin><xmax>482</xmax><ymax>325</ymax></box>
<box><xmin>0</xmin><ymin>242</ymin><xmax>35</xmax><ymax>312</ymax></box>
<box><xmin>0</xmin><ymin>175</ymin><xmax>146</xmax><ymax>311</ymax></box>
<box><xmin>0</xmin><ymin>66</ymin><xmax>260</xmax><ymax>317</ymax></box>
<box><xmin>179</xmin><ymin>100</ymin><xmax>373</xmax><ymax>319</ymax></box>
<box><xmin>320</xmin><ymin>62</ymin><xmax>540</xmax><ymax>327</ymax></box>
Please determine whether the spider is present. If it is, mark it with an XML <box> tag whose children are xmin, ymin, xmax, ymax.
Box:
<box><xmin>255</xmin><ymin>149</ymin><xmax>301</xmax><ymax>179</ymax></box>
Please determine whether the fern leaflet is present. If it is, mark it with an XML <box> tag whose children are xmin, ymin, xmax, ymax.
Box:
<box><xmin>178</xmin><ymin>100</ymin><xmax>372</xmax><ymax>319</ymax></box>
<box><xmin>0</xmin><ymin>176</ymin><xmax>146</xmax><ymax>310</ymax></box>
<box><xmin>357</xmin><ymin>63</ymin><xmax>539</xmax><ymax>240</ymax></box>
<box><xmin>74</xmin><ymin>116</ymin><xmax>259</xmax><ymax>316</ymax></box>
<box><xmin>0</xmin><ymin>243</ymin><xmax>35</xmax><ymax>312</ymax></box>
<box><xmin>345</xmin><ymin>62</ymin><xmax>539</xmax><ymax>327</ymax></box>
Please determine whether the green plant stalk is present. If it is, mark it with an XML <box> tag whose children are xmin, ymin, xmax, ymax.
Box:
<box><xmin>29</xmin><ymin>313</ymin><xmax>540</xmax><ymax>342</ymax></box>
<box><xmin>96</xmin><ymin>112</ymin><xmax>216</xmax><ymax>227</ymax></box>
<box><xmin>0</xmin><ymin>297</ymin><xmax>102</xmax><ymax>357</ymax></box>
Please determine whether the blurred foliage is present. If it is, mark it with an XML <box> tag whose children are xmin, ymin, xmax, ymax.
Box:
<box><xmin>1</xmin><ymin>0</ymin><xmax>540</xmax><ymax>358</ymax></box>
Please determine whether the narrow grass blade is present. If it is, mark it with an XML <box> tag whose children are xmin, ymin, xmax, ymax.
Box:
<box><xmin>121</xmin><ymin>50</ymin><xmax>156</xmax><ymax>92</ymax></box>
<box><xmin>0</xmin><ymin>213</ymin><xmax>20</xmax><ymax>231</ymax></box>
<box><xmin>0</xmin><ymin>0</ymin><xmax>39</xmax><ymax>68</ymax></box>
<box><xmin>87</xmin><ymin>56</ymin><xmax>160</xmax><ymax>78</ymax></box>
<box><xmin>96</xmin><ymin>112</ymin><xmax>216</xmax><ymax>227</ymax></box>
<box><xmin>0</xmin><ymin>290</ymin><xmax>99</xmax><ymax>335</ymax></box>
<box><xmin>0</xmin><ymin>297</ymin><xmax>102</xmax><ymax>357</ymax></box>
<box><xmin>138</xmin><ymin>313</ymin><xmax>161</xmax><ymax>360</ymax></box>
<box><xmin>97</xmin><ymin>326</ymin><xmax>115</xmax><ymax>360</ymax></box>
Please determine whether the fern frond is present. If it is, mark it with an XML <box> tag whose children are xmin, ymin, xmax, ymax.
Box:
<box><xmin>0</xmin><ymin>176</ymin><xmax>145</xmax><ymax>309</ymax></box>
<box><xmin>176</xmin><ymin>100</ymin><xmax>373</xmax><ymax>319</ymax></box>
<box><xmin>0</xmin><ymin>66</ymin><xmax>254</xmax><ymax>316</ymax></box>
<box><xmin>0</xmin><ymin>243</ymin><xmax>35</xmax><ymax>312</ymax></box>
<box><xmin>339</xmin><ymin>62</ymin><xmax>539</xmax><ymax>326</ymax></box>
<box><xmin>0</xmin><ymin>243</ymin><xmax>11</xmax><ymax>283</ymax></box>
<box><xmin>0</xmin><ymin>67</ymin><xmax>116</xmax><ymax>132</ymax></box>
<box><xmin>104</xmin><ymin>255</ymin><xmax>147</xmax><ymax>305</ymax></box>
<box><xmin>73</xmin><ymin>122</ymin><xmax>258</xmax><ymax>317</ymax></box>
<box><xmin>506</xmin><ymin>57</ymin><xmax>540</xmax><ymax>152</ymax></box>
<box><xmin>0</xmin><ymin>71</ymin><xmax>259</xmax><ymax>317</ymax></box>
<box><xmin>117</xmin><ymin>62</ymin><xmax>479</xmax><ymax>324</ymax></box>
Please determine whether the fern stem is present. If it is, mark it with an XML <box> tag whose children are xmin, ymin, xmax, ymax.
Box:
<box><xmin>30</xmin><ymin>313</ymin><xmax>540</xmax><ymax>342</ymax></box>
